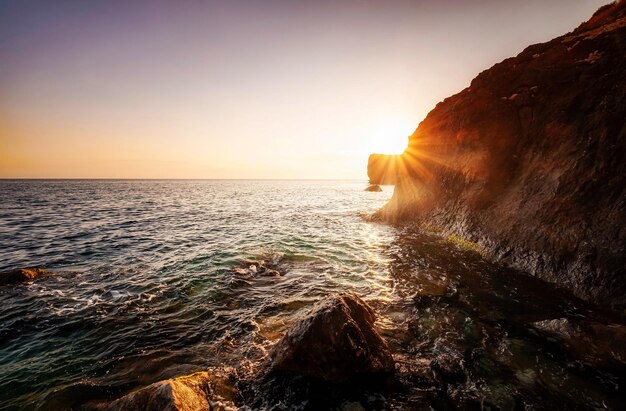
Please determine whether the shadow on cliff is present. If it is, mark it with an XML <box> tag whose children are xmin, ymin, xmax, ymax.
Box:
<box><xmin>368</xmin><ymin>0</ymin><xmax>626</xmax><ymax>305</ymax></box>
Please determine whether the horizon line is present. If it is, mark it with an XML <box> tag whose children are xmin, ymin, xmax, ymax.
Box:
<box><xmin>0</xmin><ymin>178</ymin><xmax>372</xmax><ymax>181</ymax></box>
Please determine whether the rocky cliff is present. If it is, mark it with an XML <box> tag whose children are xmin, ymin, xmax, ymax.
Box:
<box><xmin>369</xmin><ymin>1</ymin><xmax>626</xmax><ymax>305</ymax></box>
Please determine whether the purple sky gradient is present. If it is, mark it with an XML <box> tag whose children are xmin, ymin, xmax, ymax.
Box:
<box><xmin>0</xmin><ymin>0</ymin><xmax>609</xmax><ymax>178</ymax></box>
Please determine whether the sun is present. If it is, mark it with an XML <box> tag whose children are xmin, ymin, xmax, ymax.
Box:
<box><xmin>365</xmin><ymin>117</ymin><xmax>414</xmax><ymax>155</ymax></box>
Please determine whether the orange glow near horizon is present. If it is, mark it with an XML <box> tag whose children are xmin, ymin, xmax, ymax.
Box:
<box><xmin>0</xmin><ymin>0</ymin><xmax>607</xmax><ymax>179</ymax></box>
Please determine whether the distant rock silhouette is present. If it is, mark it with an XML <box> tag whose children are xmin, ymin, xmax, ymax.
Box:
<box><xmin>368</xmin><ymin>154</ymin><xmax>401</xmax><ymax>185</ymax></box>
<box><xmin>368</xmin><ymin>1</ymin><xmax>626</xmax><ymax>304</ymax></box>
<box><xmin>364</xmin><ymin>184</ymin><xmax>382</xmax><ymax>192</ymax></box>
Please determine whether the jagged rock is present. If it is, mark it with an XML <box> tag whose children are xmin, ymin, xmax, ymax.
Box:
<box><xmin>430</xmin><ymin>338</ymin><xmax>466</xmax><ymax>383</ymax></box>
<box><xmin>269</xmin><ymin>292</ymin><xmax>394</xmax><ymax>382</ymax></box>
<box><xmin>365</xmin><ymin>184</ymin><xmax>383</xmax><ymax>192</ymax></box>
<box><xmin>533</xmin><ymin>318</ymin><xmax>582</xmax><ymax>339</ymax></box>
<box><xmin>0</xmin><ymin>267</ymin><xmax>54</xmax><ymax>285</ymax></box>
<box><xmin>368</xmin><ymin>2</ymin><xmax>626</xmax><ymax>304</ymax></box>
<box><xmin>532</xmin><ymin>318</ymin><xmax>626</xmax><ymax>367</ymax></box>
<box><xmin>106</xmin><ymin>371</ymin><xmax>238</xmax><ymax>411</ymax></box>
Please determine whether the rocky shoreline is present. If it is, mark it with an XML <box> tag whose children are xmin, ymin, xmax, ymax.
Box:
<box><xmin>68</xmin><ymin>293</ymin><xmax>394</xmax><ymax>410</ymax></box>
<box><xmin>3</xmin><ymin>262</ymin><xmax>625</xmax><ymax>410</ymax></box>
<box><xmin>2</xmin><ymin>238</ymin><xmax>624</xmax><ymax>406</ymax></box>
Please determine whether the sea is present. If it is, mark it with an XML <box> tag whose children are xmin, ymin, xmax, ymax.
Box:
<box><xmin>0</xmin><ymin>180</ymin><xmax>624</xmax><ymax>410</ymax></box>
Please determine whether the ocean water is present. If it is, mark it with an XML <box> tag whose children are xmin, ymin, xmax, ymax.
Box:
<box><xmin>0</xmin><ymin>180</ymin><xmax>396</xmax><ymax>409</ymax></box>
<box><xmin>0</xmin><ymin>180</ymin><xmax>624</xmax><ymax>410</ymax></box>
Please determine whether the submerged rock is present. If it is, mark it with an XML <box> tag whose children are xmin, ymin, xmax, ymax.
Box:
<box><xmin>269</xmin><ymin>292</ymin><xmax>394</xmax><ymax>382</ymax></box>
<box><xmin>532</xmin><ymin>317</ymin><xmax>626</xmax><ymax>367</ymax></box>
<box><xmin>364</xmin><ymin>184</ymin><xmax>382</xmax><ymax>192</ymax></box>
<box><xmin>233</xmin><ymin>258</ymin><xmax>282</xmax><ymax>277</ymax></box>
<box><xmin>105</xmin><ymin>371</ymin><xmax>238</xmax><ymax>411</ymax></box>
<box><xmin>0</xmin><ymin>267</ymin><xmax>54</xmax><ymax>285</ymax></box>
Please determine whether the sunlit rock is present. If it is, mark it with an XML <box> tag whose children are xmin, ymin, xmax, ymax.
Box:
<box><xmin>269</xmin><ymin>292</ymin><xmax>394</xmax><ymax>382</ymax></box>
<box><xmin>106</xmin><ymin>371</ymin><xmax>238</xmax><ymax>411</ymax></box>
<box><xmin>0</xmin><ymin>267</ymin><xmax>54</xmax><ymax>285</ymax></box>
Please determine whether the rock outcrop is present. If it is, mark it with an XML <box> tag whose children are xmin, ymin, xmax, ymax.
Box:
<box><xmin>0</xmin><ymin>267</ymin><xmax>54</xmax><ymax>285</ymax></box>
<box><xmin>369</xmin><ymin>1</ymin><xmax>626</xmax><ymax>304</ymax></box>
<box><xmin>104</xmin><ymin>371</ymin><xmax>238</xmax><ymax>411</ymax></box>
<box><xmin>533</xmin><ymin>318</ymin><xmax>626</xmax><ymax>367</ymax></box>
<box><xmin>364</xmin><ymin>184</ymin><xmax>382</xmax><ymax>192</ymax></box>
<box><xmin>269</xmin><ymin>292</ymin><xmax>394</xmax><ymax>382</ymax></box>
<box><xmin>368</xmin><ymin>154</ymin><xmax>401</xmax><ymax>185</ymax></box>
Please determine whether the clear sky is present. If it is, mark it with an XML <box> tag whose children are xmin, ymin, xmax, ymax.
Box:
<box><xmin>0</xmin><ymin>0</ymin><xmax>608</xmax><ymax>179</ymax></box>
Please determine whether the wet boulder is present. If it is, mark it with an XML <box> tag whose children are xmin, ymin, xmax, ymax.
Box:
<box><xmin>269</xmin><ymin>292</ymin><xmax>394</xmax><ymax>382</ymax></box>
<box><xmin>106</xmin><ymin>371</ymin><xmax>238</xmax><ymax>411</ymax></box>
<box><xmin>412</xmin><ymin>271</ymin><xmax>458</xmax><ymax>308</ymax></box>
<box><xmin>0</xmin><ymin>267</ymin><xmax>54</xmax><ymax>285</ymax></box>
<box><xmin>532</xmin><ymin>318</ymin><xmax>581</xmax><ymax>340</ymax></box>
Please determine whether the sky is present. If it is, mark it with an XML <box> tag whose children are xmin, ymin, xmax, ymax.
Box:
<box><xmin>0</xmin><ymin>0</ymin><xmax>608</xmax><ymax>179</ymax></box>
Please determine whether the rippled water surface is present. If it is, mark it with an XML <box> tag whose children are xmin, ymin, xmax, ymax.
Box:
<box><xmin>0</xmin><ymin>180</ymin><xmax>396</xmax><ymax>409</ymax></box>
<box><xmin>1</xmin><ymin>180</ymin><xmax>624</xmax><ymax>410</ymax></box>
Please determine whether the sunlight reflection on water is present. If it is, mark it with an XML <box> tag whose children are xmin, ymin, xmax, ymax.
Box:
<box><xmin>0</xmin><ymin>180</ymin><xmax>395</xmax><ymax>409</ymax></box>
<box><xmin>1</xmin><ymin>180</ymin><xmax>624</xmax><ymax>410</ymax></box>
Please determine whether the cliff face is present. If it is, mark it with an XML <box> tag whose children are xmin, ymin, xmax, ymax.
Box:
<box><xmin>370</xmin><ymin>1</ymin><xmax>626</xmax><ymax>304</ymax></box>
